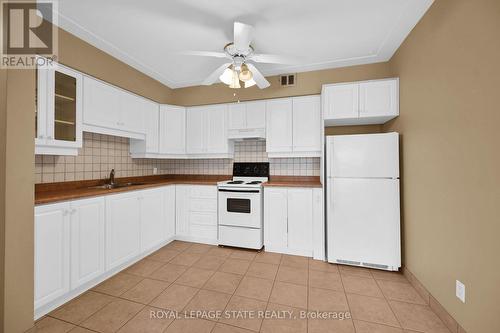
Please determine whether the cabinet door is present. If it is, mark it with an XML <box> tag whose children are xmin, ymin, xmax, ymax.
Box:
<box><xmin>70</xmin><ymin>197</ymin><xmax>105</xmax><ymax>289</ymax></box>
<box><xmin>160</xmin><ymin>105</ymin><xmax>186</xmax><ymax>154</ymax></box>
<box><xmin>292</xmin><ymin>96</ymin><xmax>321</xmax><ymax>152</ymax></box>
<box><xmin>287</xmin><ymin>189</ymin><xmax>313</xmax><ymax>256</ymax></box>
<box><xmin>359</xmin><ymin>79</ymin><xmax>399</xmax><ymax>117</ymax></box>
<box><xmin>228</xmin><ymin>103</ymin><xmax>246</xmax><ymax>130</ymax></box>
<box><xmin>264</xmin><ymin>188</ymin><xmax>288</xmax><ymax>250</ymax></box>
<box><xmin>140</xmin><ymin>188</ymin><xmax>165</xmax><ymax>252</ymax></box>
<box><xmin>246</xmin><ymin>100</ymin><xmax>266</xmax><ymax>129</ymax></box>
<box><xmin>164</xmin><ymin>185</ymin><xmax>176</xmax><ymax>240</ymax></box>
<box><xmin>142</xmin><ymin>101</ymin><xmax>159</xmax><ymax>153</ymax></box>
<box><xmin>206</xmin><ymin>105</ymin><xmax>228</xmax><ymax>154</ymax></box>
<box><xmin>120</xmin><ymin>92</ymin><xmax>146</xmax><ymax>134</ymax></box>
<box><xmin>105</xmin><ymin>192</ymin><xmax>141</xmax><ymax>270</ymax></box>
<box><xmin>266</xmin><ymin>98</ymin><xmax>293</xmax><ymax>153</ymax></box>
<box><xmin>34</xmin><ymin>203</ymin><xmax>70</xmax><ymax>308</ymax></box>
<box><xmin>186</xmin><ymin>107</ymin><xmax>206</xmax><ymax>154</ymax></box>
<box><xmin>46</xmin><ymin>65</ymin><xmax>83</xmax><ymax>148</ymax></box>
<box><xmin>175</xmin><ymin>185</ymin><xmax>190</xmax><ymax>237</ymax></box>
<box><xmin>323</xmin><ymin>83</ymin><xmax>359</xmax><ymax>119</ymax></box>
<box><xmin>83</xmin><ymin>76</ymin><xmax>121</xmax><ymax>129</ymax></box>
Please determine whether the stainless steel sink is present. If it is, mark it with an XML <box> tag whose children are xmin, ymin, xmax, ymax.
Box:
<box><xmin>87</xmin><ymin>182</ymin><xmax>147</xmax><ymax>190</ymax></box>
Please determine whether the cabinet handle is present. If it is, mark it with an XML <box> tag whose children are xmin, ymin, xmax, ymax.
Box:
<box><xmin>71</xmin><ymin>208</ymin><xmax>77</xmax><ymax>214</ymax></box>
<box><xmin>63</xmin><ymin>210</ymin><xmax>69</xmax><ymax>216</ymax></box>
<box><xmin>47</xmin><ymin>135</ymin><xmax>53</xmax><ymax>139</ymax></box>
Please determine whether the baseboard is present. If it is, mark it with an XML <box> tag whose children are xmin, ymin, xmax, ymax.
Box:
<box><xmin>403</xmin><ymin>267</ymin><xmax>467</xmax><ymax>333</ymax></box>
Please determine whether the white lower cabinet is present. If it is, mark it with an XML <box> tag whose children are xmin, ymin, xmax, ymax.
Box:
<box><xmin>35</xmin><ymin>203</ymin><xmax>71</xmax><ymax>310</ymax></box>
<box><xmin>140</xmin><ymin>188</ymin><xmax>165</xmax><ymax>252</ymax></box>
<box><xmin>175</xmin><ymin>185</ymin><xmax>218</xmax><ymax>243</ymax></box>
<box><xmin>164</xmin><ymin>185</ymin><xmax>176</xmax><ymax>240</ymax></box>
<box><xmin>264</xmin><ymin>187</ymin><xmax>323</xmax><ymax>257</ymax></box>
<box><xmin>105</xmin><ymin>192</ymin><xmax>141</xmax><ymax>270</ymax></box>
<box><xmin>70</xmin><ymin>197</ymin><xmax>105</xmax><ymax>289</ymax></box>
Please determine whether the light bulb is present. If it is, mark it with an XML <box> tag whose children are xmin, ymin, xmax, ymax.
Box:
<box><xmin>229</xmin><ymin>70</ymin><xmax>241</xmax><ymax>89</ymax></box>
<box><xmin>238</xmin><ymin>64</ymin><xmax>253</xmax><ymax>82</ymax></box>
<box><xmin>244</xmin><ymin>79</ymin><xmax>256</xmax><ymax>88</ymax></box>
<box><xmin>219</xmin><ymin>67</ymin><xmax>233</xmax><ymax>85</ymax></box>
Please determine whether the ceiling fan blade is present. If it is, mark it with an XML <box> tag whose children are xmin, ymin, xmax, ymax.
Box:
<box><xmin>178</xmin><ymin>51</ymin><xmax>228</xmax><ymax>58</ymax></box>
<box><xmin>250</xmin><ymin>53</ymin><xmax>299</xmax><ymax>65</ymax></box>
<box><xmin>234</xmin><ymin>22</ymin><xmax>254</xmax><ymax>53</ymax></box>
<box><xmin>245</xmin><ymin>63</ymin><xmax>270</xmax><ymax>89</ymax></box>
<box><xmin>202</xmin><ymin>63</ymin><xmax>232</xmax><ymax>85</ymax></box>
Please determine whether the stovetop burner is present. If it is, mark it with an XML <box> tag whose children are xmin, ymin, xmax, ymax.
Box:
<box><xmin>227</xmin><ymin>180</ymin><xmax>244</xmax><ymax>184</ymax></box>
<box><xmin>246</xmin><ymin>181</ymin><xmax>262</xmax><ymax>185</ymax></box>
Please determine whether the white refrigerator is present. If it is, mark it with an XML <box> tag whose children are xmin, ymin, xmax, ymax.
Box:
<box><xmin>326</xmin><ymin>132</ymin><xmax>401</xmax><ymax>271</ymax></box>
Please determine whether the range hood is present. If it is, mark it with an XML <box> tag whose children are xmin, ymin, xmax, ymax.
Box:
<box><xmin>228</xmin><ymin>128</ymin><xmax>266</xmax><ymax>140</ymax></box>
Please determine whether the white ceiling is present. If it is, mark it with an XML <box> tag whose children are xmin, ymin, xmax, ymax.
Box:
<box><xmin>56</xmin><ymin>0</ymin><xmax>434</xmax><ymax>88</ymax></box>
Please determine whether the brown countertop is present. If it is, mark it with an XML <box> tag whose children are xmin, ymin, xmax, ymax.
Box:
<box><xmin>263</xmin><ymin>176</ymin><xmax>322</xmax><ymax>188</ymax></box>
<box><xmin>35</xmin><ymin>174</ymin><xmax>231</xmax><ymax>205</ymax></box>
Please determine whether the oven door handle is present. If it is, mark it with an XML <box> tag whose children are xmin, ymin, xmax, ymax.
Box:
<box><xmin>218</xmin><ymin>189</ymin><xmax>260</xmax><ymax>193</ymax></box>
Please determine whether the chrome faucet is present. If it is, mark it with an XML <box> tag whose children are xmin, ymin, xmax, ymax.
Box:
<box><xmin>109</xmin><ymin>169</ymin><xmax>115</xmax><ymax>185</ymax></box>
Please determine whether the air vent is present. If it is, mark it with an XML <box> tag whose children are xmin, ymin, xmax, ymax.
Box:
<box><xmin>280</xmin><ymin>74</ymin><xmax>296</xmax><ymax>87</ymax></box>
<box><xmin>362</xmin><ymin>262</ymin><xmax>389</xmax><ymax>270</ymax></box>
<box><xmin>336</xmin><ymin>259</ymin><xmax>360</xmax><ymax>266</ymax></box>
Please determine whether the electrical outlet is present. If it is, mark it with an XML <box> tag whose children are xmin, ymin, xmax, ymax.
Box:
<box><xmin>456</xmin><ymin>280</ymin><xmax>465</xmax><ymax>303</ymax></box>
<box><xmin>153</xmin><ymin>167</ymin><xmax>158</xmax><ymax>175</ymax></box>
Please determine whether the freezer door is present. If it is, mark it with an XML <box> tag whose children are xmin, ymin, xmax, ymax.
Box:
<box><xmin>327</xmin><ymin>133</ymin><xmax>399</xmax><ymax>178</ymax></box>
<box><xmin>327</xmin><ymin>178</ymin><xmax>400</xmax><ymax>269</ymax></box>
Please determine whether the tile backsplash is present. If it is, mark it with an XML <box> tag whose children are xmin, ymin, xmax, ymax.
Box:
<box><xmin>35</xmin><ymin>133</ymin><xmax>320</xmax><ymax>183</ymax></box>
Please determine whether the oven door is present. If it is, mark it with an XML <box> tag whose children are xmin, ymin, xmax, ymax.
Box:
<box><xmin>218</xmin><ymin>189</ymin><xmax>261</xmax><ymax>229</ymax></box>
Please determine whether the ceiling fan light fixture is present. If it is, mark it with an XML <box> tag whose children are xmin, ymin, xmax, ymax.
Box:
<box><xmin>219</xmin><ymin>66</ymin><xmax>234</xmax><ymax>85</ymax></box>
<box><xmin>244</xmin><ymin>79</ymin><xmax>256</xmax><ymax>88</ymax></box>
<box><xmin>229</xmin><ymin>69</ymin><xmax>241</xmax><ymax>89</ymax></box>
<box><xmin>238</xmin><ymin>64</ymin><xmax>253</xmax><ymax>82</ymax></box>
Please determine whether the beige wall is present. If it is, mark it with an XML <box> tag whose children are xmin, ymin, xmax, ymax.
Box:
<box><xmin>325</xmin><ymin>124</ymin><xmax>382</xmax><ymax>136</ymax></box>
<box><xmin>384</xmin><ymin>0</ymin><xmax>500</xmax><ymax>332</ymax></box>
<box><xmin>0</xmin><ymin>68</ymin><xmax>7</xmax><ymax>333</ymax></box>
<box><xmin>1</xmin><ymin>69</ymin><xmax>36</xmax><ymax>333</ymax></box>
<box><xmin>172</xmin><ymin>63</ymin><xmax>392</xmax><ymax>106</ymax></box>
<box><xmin>57</xmin><ymin>28</ymin><xmax>175</xmax><ymax>104</ymax></box>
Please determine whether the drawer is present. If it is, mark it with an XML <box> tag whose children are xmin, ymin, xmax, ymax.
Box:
<box><xmin>189</xmin><ymin>198</ymin><xmax>217</xmax><ymax>212</ymax></box>
<box><xmin>190</xmin><ymin>224</ymin><xmax>217</xmax><ymax>240</ymax></box>
<box><xmin>219</xmin><ymin>225</ymin><xmax>263</xmax><ymax>250</ymax></box>
<box><xmin>189</xmin><ymin>212</ymin><xmax>217</xmax><ymax>226</ymax></box>
<box><xmin>189</xmin><ymin>186</ymin><xmax>217</xmax><ymax>199</ymax></box>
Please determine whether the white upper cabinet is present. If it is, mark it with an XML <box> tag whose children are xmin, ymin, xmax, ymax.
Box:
<box><xmin>292</xmin><ymin>95</ymin><xmax>321</xmax><ymax>153</ymax></box>
<box><xmin>227</xmin><ymin>100</ymin><xmax>266</xmax><ymax>139</ymax></box>
<box><xmin>322</xmin><ymin>83</ymin><xmax>359</xmax><ymax>120</ymax></box>
<box><xmin>186</xmin><ymin>105</ymin><xmax>232</xmax><ymax>157</ymax></box>
<box><xmin>206</xmin><ymin>104</ymin><xmax>229</xmax><ymax>154</ymax></box>
<box><xmin>83</xmin><ymin>76</ymin><xmax>146</xmax><ymax>139</ymax></box>
<box><xmin>359</xmin><ymin>80</ymin><xmax>399</xmax><ymax>117</ymax></box>
<box><xmin>159</xmin><ymin>105</ymin><xmax>186</xmax><ymax>155</ymax></box>
<box><xmin>266</xmin><ymin>96</ymin><xmax>321</xmax><ymax>157</ymax></box>
<box><xmin>36</xmin><ymin>61</ymin><xmax>83</xmax><ymax>155</ymax></box>
<box><xmin>186</xmin><ymin>106</ymin><xmax>206</xmax><ymax>154</ymax></box>
<box><xmin>119</xmin><ymin>91</ymin><xmax>146</xmax><ymax>134</ymax></box>
<box><xmin>266</xmin><ymin>98</ymin><xmax>293</xmax><ymax>154</ymax></box>
<box><xmin>228</xmin><ymin>103</ymin><xmax>247</xmax><ymax>130</ymax></box>
<box><xmin>129</xmin><ymin>100</ymin><xmax>159</xmax><ymax>156</ymax></box>
<box><xmin>323</xmin><ymin>78</ymin><xmax>399</xmax><ymax>126</ymax></box>
<box><xmin>245</xmin><ymin>101</ymin><xmax>266</xmax><ymax>129</ymax></box>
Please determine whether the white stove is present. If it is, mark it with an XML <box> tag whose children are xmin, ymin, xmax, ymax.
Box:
<box><xmin>217</xmin><ymin>163</ymin><xmax>269</xmax><ymax>250</ymax></box>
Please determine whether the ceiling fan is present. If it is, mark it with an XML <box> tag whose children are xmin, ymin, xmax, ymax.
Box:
<box><xmin>184</xmin><ymin>22</ymin><xmax>297</xmax><ymax>89</ymax></box>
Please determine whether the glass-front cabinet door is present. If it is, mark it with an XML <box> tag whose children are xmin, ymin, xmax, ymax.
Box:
<box><xmin>36</xmin><ymin>60</ymin><xmax>83</xmax><ymax>154</ymax></box>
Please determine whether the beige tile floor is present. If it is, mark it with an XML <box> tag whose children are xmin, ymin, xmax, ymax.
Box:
<box><xmin>29</xmin><ymin>241</ymin><xmax>451</xmax><ymax>333</ymax></box>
